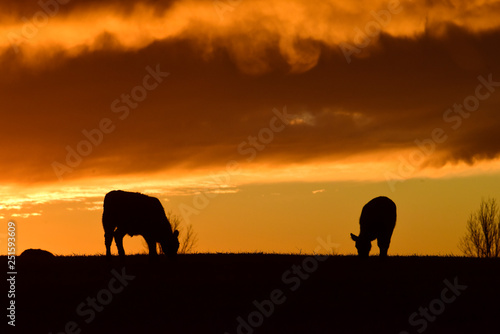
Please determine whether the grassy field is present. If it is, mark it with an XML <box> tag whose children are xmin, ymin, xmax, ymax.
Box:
<box><xmin>7</xmin><ymin>254</ymin><xmax>500</xmax><ymax>334</ymax></box>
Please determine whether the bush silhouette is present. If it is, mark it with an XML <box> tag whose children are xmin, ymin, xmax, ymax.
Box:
<box><xmin>459</xmin><ymin>197</ymin><xmax>500</xmax><ymax>258</ymax></box>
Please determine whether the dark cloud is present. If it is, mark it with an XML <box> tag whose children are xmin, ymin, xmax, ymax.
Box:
<box><xmin>1</xmin><ymin>1</ymin><xmax>500</xmax><ymax>184</ymax></box>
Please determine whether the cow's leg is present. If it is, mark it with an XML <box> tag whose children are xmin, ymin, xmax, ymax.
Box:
<box><xmin>104</xmin><ymin>232</ymin><xmax>114</xmax><ymax>260</ymax></box>
<box><xmin>379</xmin><ymin>226</ymin><xmax>395</xmax><ymax>257</ymax></box>
<box><xmin>145</xmin><ymin>236</ymin><xmax>159</xmax><ymax>261</ymax></box>
<box><xmin>377</xmin><ymin>237</ymin><xmax>390</xmax><ymax>257</ymax></box>
<box><xmin>114</xmin><ymin>229</ymin><xmax>126</xmax><ymax>258</ymax></box>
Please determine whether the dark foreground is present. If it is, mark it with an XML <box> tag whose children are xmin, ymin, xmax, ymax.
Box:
<box><xmin>7</xmin><ymin>254</ymin><xmax>500</xmax><ymax>334</ymax></box>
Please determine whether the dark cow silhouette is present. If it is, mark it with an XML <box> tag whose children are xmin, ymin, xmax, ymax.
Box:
<box><xmin>350</xmin><ymin>196</ymin><xmax>397</xmax><ymax>257</ymax></box>
<box><xmin>102</xmin><ymin>190</ymin><xmax>179</xmax><ymax>260</ymax></box>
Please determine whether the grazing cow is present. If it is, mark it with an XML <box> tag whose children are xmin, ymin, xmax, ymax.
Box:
<box><xmin>350</xmin><ymin>196</ymin><xmax>397</xmax><ymax>257</ymax></box>
<box><xmin>102</xmin><ymin>190</ymin><xmax>179</xmax><ymax>260</ymax></box>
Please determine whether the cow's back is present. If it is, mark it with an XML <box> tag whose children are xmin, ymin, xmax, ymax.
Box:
<box><xmin>103</xmin><ymin>190</ymin><xmax>166</xmax><ymax>236</ymax></box>
<box><xmin>359</xmin><ymin>196</ymin><xmax>396</xmax><ymax>240</ymax></box>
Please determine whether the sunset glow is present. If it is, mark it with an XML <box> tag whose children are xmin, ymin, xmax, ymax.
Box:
<box><xmin>1</xmin><ymin>0</ymin><xmax>500</xmax><ymax>256</ymax></box>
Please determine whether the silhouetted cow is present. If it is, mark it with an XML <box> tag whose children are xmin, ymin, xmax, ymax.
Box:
<box><xmin>350</xmin><ymin>196</ymin><xmax>397</xmax><ymax>257</ymax></box>
<box><xmin>102</xmin><ymin>190</ymin><xmax>179</xmax><ymax>260</ymax></box>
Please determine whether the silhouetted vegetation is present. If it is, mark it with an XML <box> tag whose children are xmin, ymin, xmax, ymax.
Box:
<box><xmin>20</xmin><ymin>248</ymin><xmax>55</xmax><ymax>259</ymax></box>
<box><xmin>459</xmin><ymin>197</ymin><xmax>500</xmax><ymax>258</ymax></box>
<box><xmin>167</xmin><ymin>210</ymin><xmax>198</xmax><ymax>254</ymax></box>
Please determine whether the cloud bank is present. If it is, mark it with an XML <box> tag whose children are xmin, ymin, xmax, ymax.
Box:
<box><xmin>0</xmin><ymin>0</ymin><xmax>499</xmax><ymax>184</ymax></box>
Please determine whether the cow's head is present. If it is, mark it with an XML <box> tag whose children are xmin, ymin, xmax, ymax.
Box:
<box><xmin>165</xmin><ymin>230</ymin><xmax>180</xmax><ymax>258</ymax></box>
<box><xmin>159</xmin><ymin>225</ymin><xmax>180</xmax><ymax>258</ymax></box>
<box><xmin>350</xmin><ymin>233</ymin><xmax>371</xmax><ymax>257</ymax></box>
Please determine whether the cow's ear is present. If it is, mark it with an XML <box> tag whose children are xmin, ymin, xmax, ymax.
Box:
<box><xmin>350</xmin><ymin>233</ymin><xmax>358</xmax><ymax>241</ymax></box>
<box><xmin>173</xmin><ymin>230</ymin><xmax>179</xmax><ymax>237</ymax></box>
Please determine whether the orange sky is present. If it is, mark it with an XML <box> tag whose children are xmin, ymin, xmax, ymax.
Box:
<box><xmin>1</xmin><ymin>0</ymin><xmax>500</xmax><ymax>256</ymax></box>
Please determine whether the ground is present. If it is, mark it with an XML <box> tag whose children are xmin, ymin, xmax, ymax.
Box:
<box><xmin>7</xmin><ymin>254</ymin><xmax>500</xmax><ymax>333</ymax></box>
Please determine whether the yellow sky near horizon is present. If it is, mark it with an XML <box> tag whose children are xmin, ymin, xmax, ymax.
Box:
<box><xmin>2</xmin><ymin>166</ymin><xmax>500</xmax><ymax>256</ymax></box>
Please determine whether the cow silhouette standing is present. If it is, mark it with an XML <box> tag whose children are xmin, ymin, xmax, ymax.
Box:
<box><xmin>102</xmin><ymin>190</ymin><xmax>179</xmax><ymax>260</ymax></box>
<box><xmin>350</xmin><ymin>196</ymin><xmax>397</xmax><ymax>257</ymax></box>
